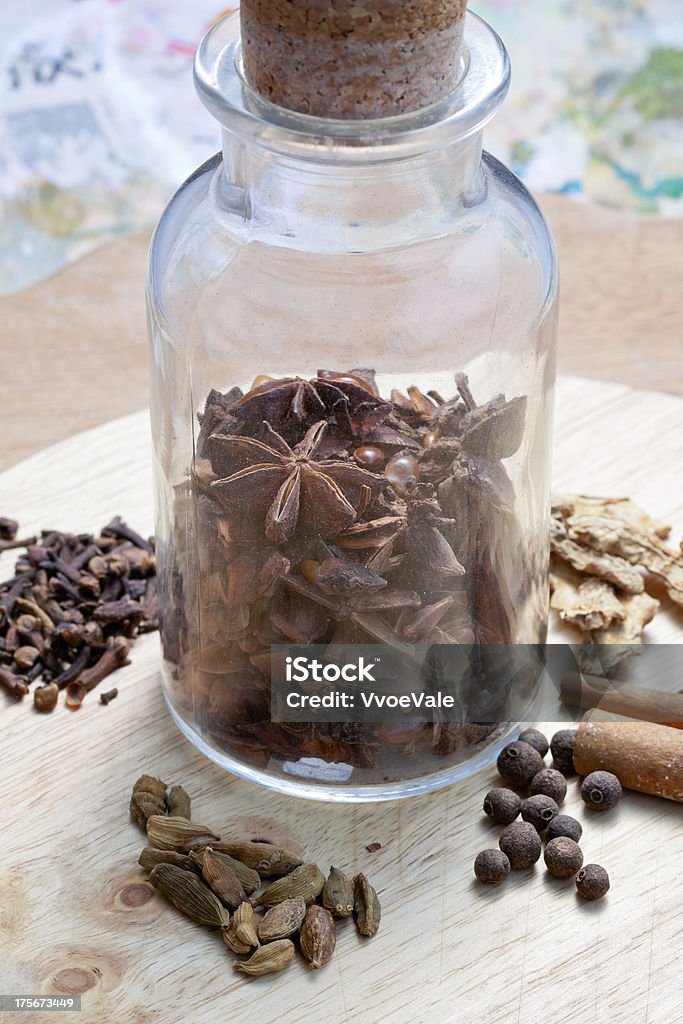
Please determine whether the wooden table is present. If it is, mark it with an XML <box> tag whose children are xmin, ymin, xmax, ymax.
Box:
<box><xmin>1</xmin><ymin>377</ymin><xmax>682</xmax><ymax>1024</ymax></box>
<box><xmin>1</xmin><ymin>194</ymin><xmax>682</xmax><ymax>472</ymax></box>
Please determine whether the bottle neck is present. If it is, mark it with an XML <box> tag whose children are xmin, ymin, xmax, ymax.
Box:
<box><xmin>217</xmin><ymin>128</ymin><xmax>486</xmax><ymax>250</ymax></box>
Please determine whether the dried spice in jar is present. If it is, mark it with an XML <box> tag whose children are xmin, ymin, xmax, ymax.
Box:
<box><xmin>148</xmin><ymin>2</ymin><xmax>558</xmax><ymax>798</ymax></box>
<box><xmin>159</xmin><ymin>371</ymin><xmax>543</xmax><ymax>789</ymax></box>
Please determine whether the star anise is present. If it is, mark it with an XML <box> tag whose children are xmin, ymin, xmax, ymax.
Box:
<box><xmin>196</xmin><ymin>386</ymin><xmax>243</xmax><ymax>457</ymax></box>
<box><xmin>281</xmin><ymin>550</ymin><xmax>420</xmax><ymax>654</ymax></box>
<box><xmin>208</xmin><ymin>420</ymin><xmax>383</xmax><ymax>545</ymax></box>
<box><xmin>230</xmin><ymin>371</ymin><xmax>391</xmax><ymax>440</ymax></box>
<box><xmin>232</xmin><ymin>376</ymin><xmax>327</xmax><ymax>427</ymax></box>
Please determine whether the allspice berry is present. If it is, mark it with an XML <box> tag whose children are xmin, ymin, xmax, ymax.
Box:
<box><xmin>550</xmin><ymin>729</ymin><xmax>577</xmax><ymax>775</ymax></box>
<box><xmin>576</xmin><ymin>863</ymin><xmax>610</xmax><ymax>901</ymax></box>
<box><xmin>483</xmin><ymin>788</ymin><xmax>521</xmax><ymax>825</ymax></box>
<box><xmin>580</xmin><ymin>770</ymin><xmax>622</xmax><ymax>812</ymax></box>
<box><xmin>544</xmin><ymin>814</ymin><xmax>583</xmax><ymax>843</ymax></box>
<box><xmin>544</xmin><ymin>837</ymin><xmax>584</xmax><ymax>879</ymax></box>
<box><xmin>474</xmin><ymin>849</ymin><xmax>511</xmax><ymax>886</ymax></box>
<box><xmin>496</xmin><ymin>741</ymin><xmax>544</xmax><ymax>788</ymax></box>
<box><xmin>529</xmin><ymin>767</ymin><xmax>567</xmax><ymax>804</ymax></box>
<box><xmin>499</xmin><ymin>822</ymin><xmax>542</xmax><ymax>869</ymax></box>
<box><xmin>518</xmin><ymin>728</ymin><xmax>549</xmax><ymax>758</ymax></box>
<box><xmin>521</xmin><ymin>794</ymin><xmax>559</xmax><ymax>832</ymax></box>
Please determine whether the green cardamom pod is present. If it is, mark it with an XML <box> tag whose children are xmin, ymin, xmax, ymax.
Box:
<box><xmin>146</xmin><ymin>814</ymin><xmax>219</xmax><ymax>853</ymax></box>
<box><xmin>211</xmin><ymin>840</ymin><xmax>302</xmax><ymax>878</ymax></box>
<box><xmin>321</xmin><ymin>865</ymin><xmax>354</xmax><ymax>918</ymax></box>
<box><xmin>353</xmin><ymin>872</ymin><xmax>381</xmax><ymax>938</ymax></box>
<box><xmin>129</xmin><ymin>774</ymin><xmax>167</xmax><ymax>829</ymax></box>
<box><xmin>201</xmin><ymin>848</ymin><xmax>246</xmax><ymax>910</ymax></box>
<box><xmin>149</xmin><ymin>863</ymin><xmax>229</xmax><ymax>928</ymax></box>
<box><xmin>232</xmin><ymin>902</ymin><xmax>260</xmax><ymax>948</ymax></box>
<box><xmin>165</xmin><ymin>784</ymin><xmax>192</xmax><ymax>819</ymax></box>
<box><xmin>233</xmin><ymin>939</ymin><xmax>295</xmax><ymax>976</ymax></box>
<box><xmin>190</xmin><ymin>849</ymin><xmax>261</xmax><ymax>895</ymax></box>
<box><xmin>138</xmin><ymin>847</ymin><xmax>201</xmax><ymax>875</ymax></box>
<box><xmin>257</xmin><ymin>897</ymin><xmax>306</xmax><ymax>943</ymax></box>
<box><xmin>254</xmin><ymin>863</ymin><xmax>325</xmax><ymax>909</ymax></box>
<box><xmin>300</xmin><ymin>905</ymin><xmax>336</xmax><ymax>969</ymax></box>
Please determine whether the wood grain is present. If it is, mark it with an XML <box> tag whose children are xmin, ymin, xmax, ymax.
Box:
<box><xmin>1</xmin><ymin>194</ymin><xmax>682</xmax><ymax>472</ymax></box>
<box><xmin>1</xmin><ymin>377</ymin><xmax>682</xmax><ymax>1024</ymax></box>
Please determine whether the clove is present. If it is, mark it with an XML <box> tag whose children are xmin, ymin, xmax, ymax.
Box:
<box><xmin>34</xmin><ymin>682</ymin><xmax>59</xmax><ymax>713</ymax></box>
<box><xmin>0</xmin><ymin>534</ymin><xmax>37</xmax><ymax>555</ymax></box>
<box><xmin>77</xmin><ymin>636</ymin><xmax>131</xmax><ymax>692</ymax></box>
<box><xmin>0</xmin><ymin>516</ymin><xmax>157</xmax><ymax>713</ymax></box>
<box><xmin>0</xmin><ymin>665</ymin><xmax>29</xmax><ymax>700</ymax></box>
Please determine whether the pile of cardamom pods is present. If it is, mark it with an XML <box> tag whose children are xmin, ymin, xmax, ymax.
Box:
<box><xmin>130</xmin><ymin>775</ymin><xmax>381</xmax><ymax>976</ymax></box>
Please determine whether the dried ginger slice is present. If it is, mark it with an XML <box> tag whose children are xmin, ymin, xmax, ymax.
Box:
<box><xmin>590</xmin><ymin>591</ymin><xmax>660</xmax><ymax>645</ymax></box>
<box><xmin>550</xmin><ymin>562</ymin><xmax>626</xmax><ymax>632</ymax></box>
<box><xmin>552</xmin><ymin>495</ymin><xmax>671</xmax><ymax>539</ymax></box>
<box><xmin>560</xmin><ymin>502</ymin><xmax>683</xmax><ymax>608</ymax></box>
<box><xmin>550</xmin><ymin>515</ymin><xmax>644</xmax><ymax>594</ymax></box>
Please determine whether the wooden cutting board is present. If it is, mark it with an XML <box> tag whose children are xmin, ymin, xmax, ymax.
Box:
<box><xmin>1</xmin><ymin>377</ymin><xmax>682</xmax><ymax>1024</ymax></box>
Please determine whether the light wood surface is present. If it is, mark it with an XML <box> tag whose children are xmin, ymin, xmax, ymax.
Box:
<box><xmin>1</xmin><ymin>194</ymin><xmax>682</xmax><ymax>472</ymax></box>
<box><xmin>1</xmin><ymin>377</ymin><xmax>682</xmax><ymax>1024</ymax></box>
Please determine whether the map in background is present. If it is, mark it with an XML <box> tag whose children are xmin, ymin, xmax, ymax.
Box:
<box><xmin>1</xmin><ymin>0</ymin><xmax>682</xmax><ymax>294</ymax></box>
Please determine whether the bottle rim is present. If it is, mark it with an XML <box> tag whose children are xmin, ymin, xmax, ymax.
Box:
<box><xmin>194</xmin><ymin>10</ymin><xmax>510</xmax><ymax>163</ymax></box>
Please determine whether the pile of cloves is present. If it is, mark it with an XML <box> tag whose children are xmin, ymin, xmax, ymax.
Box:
<box><xmin>0</xmin><ymin>517</ymin><xmax>158</xmax><ymax>712</ymax></box>
<box><xmin>131</xmin><ymin>774</ymin><xmax>381</xmax><ymax>976</ymax></box>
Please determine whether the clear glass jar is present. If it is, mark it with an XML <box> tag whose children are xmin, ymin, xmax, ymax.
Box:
<box><xmin>147</xmin><ymin>10</ymin><xmax>558</xmax><ymax>801</ymax></box>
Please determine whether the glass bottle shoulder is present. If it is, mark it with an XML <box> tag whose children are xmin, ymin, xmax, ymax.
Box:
<box><xmin>149</xmin><ymin>149</ymin><xmax>557</xmax><ymax>340</ymax></box>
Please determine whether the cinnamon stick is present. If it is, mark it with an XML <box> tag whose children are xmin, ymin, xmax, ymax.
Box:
<box><xmin>574</xmin><ymin>710</ymin><xmax>683</xmax><ymax>802</ymax></box>
<box><xmin>562</xmin><ymin>671</ymin><xmax>683</xmax><ymax>729</ymax></box>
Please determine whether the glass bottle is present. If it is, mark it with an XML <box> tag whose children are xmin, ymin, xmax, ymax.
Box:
<box><xmin>147</xmin><ymin>10</ymin><xmax>558</xmax><ymax>800</ymax></box>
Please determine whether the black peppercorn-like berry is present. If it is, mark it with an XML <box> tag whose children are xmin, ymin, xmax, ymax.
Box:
<box><xmin>544</xmin><ymin>837</ymin><xmax>584</xmax><ymax>878</ymax></box>
<box><xmin>496</xmin><ymin>741</ymin><xmax>544</xmax><ymax>788</ymax></box>
<box><xmin>576</xmin><ymin>863</ymin><xmax>610</xmax><ymax>900</ymax></box>
<box><xmin>550</xmin><ymin>729</ymin><xmax>577</xmax><ymax>775</ymax></box>
<box><xmin>483</xmin><ymin>788</ymin><xmax>522</xmax><ymax>825</ymax></box>
<box><xmin>521</xmin><ymin>794</ymin><xmax>560</xmax><ymax>832</ymax></box>
<box><xmin>474</xmin><ymin>849</ymin><xmax>511</xmax><ymax>885</ymax></box>
<box><xmin>544</xmin><ymin>814</ymin><xmax>583</xmax><ymax>843</ymax></box>
<box><xmin>518</xmin><ymin>728</ymin><xmax>549</xmax><ymax>758</ymax></box>
<box><xmin>499</xmin><ymin>822</ymin><xmax>542</xmax><ymax>869</ymax></box>
<box><xmin>581</xmin><ymin>770</ymin><xmax>623</xmax><ymax>812</ymax></box>
<box><xmin>530</xmin><ymin>767</ymin><xmax>567</xmax><ymax>804</ymax></box>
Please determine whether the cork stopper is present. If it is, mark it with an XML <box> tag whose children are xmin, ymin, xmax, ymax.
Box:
<box><xmin>240</xmin><ymin>1</ymin><xmax>468</xmax><ymax>120</ymax></box>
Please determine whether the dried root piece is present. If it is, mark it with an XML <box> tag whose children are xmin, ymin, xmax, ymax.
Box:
<box><xmin>591</xmin><ymin>592</ymin><xmax>660</xmax><ymax>646</ymax></box>
<box><xmin>553</xmin><ymin>494</ymin><xmax>671</xmax><ymax>539</ymax></box>
<box><xmin>550</xmin><ymin>563</ymin><xmax>626</xmax><ymax>632</ymax></box>
<box><xmin>551</xmin><ymin>516</ymin><xmax>644</xmax><ymax>594</ymax></box>
<box><xmin>553</xmin><ymin>494</ymin><xmax>683</xmax><ymax>608</ymax></box>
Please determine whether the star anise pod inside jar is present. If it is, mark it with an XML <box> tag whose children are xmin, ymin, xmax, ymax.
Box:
<box><xmin>165</xmin><ymin>368</ymin><xmax>534</xmax><ymax>778</ymax></box>
<box><xmin>208</xmin><ymin>420</ymin><xmax>384</xmax><ymax>546</ymax></box>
